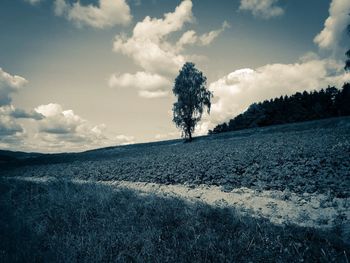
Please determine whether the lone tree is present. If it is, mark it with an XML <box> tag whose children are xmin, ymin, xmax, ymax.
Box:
<box><xmin>172</xmin><ymin>62</ymin><xmax>212</xmax><ymax>141</ymax></box>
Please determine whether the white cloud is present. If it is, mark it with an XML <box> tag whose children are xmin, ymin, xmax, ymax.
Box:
<box><xmin>138</xmin><ymin>90</ymin><xmax>169</xmax><ymax>99</ymax></box>
<box><xmin>0</xmin><ymin>69</ymin><xmax>33</xmax><ymax>142</ymax></box>
<box><xmin>112</xmin><ymin>0</ymin><xmax>227</xmax><ymax>98</ymax></box>
<box><xmin>0</xmin><ymin>67</ymin><xmax>133</xmax><ymax>152</ymax></box>
<box><xmin>109</xmin><ymin>71</ymin><xmax>171</xmax><ymax>98</ymax></box>
<box><xmin>113</xmin><ymin>0</ymin><xmax>193</xmax><ymax>75</ymax></box>
<box><xmin>54</xmin><ymin>0</ymin><xmax>68</xmax><ymax>16</ymax></box>
<box><xmin>177</xmin><ymin>21</ymin><xmax>230</xmax><ymax>50</ymax></box>
<box><xmin>35</xmin><ymin>103</ymin><xmax>84</xmax><ymax>134</ymax></box>
<box><xmin>176</xmin><ymin>30</ymin><xmax>197</xmax><ymax>47</ymax></box>
<box><xmin>33</xmin><ymin>103</ymin><xmax>134</xmax><ymax>152</ymax></box>
<box><xmin>35</xmin><ymin>103</ymin><xmax>63</xmax><ymax>118</ymax></box>
<box><xmin>0</xmin><ymin>68</ymin><xmax>28</xmax><ymax>106</ymax></box>
<box><xmin>197</xmin><ymin>56</ymin><xmax>350</xmax><ymax>134</ymax></box>
<box><xmin>32</xmin><ymin>128</ymin><xmax>134</xmax><ymax>152</ymax></box>
<box><xmin>54</xmin><ymin>0</ymin><xmax>132</xmax><ymax>28</ymax></box>
<box><xmin>24</xmin><ymin>0</ymin><xmax>42</xmax><ymax>5</ymax></box>
<box><xmin>154</xmin><ymin>131</ymin><xmax>180</xmax><ymax>141</ymax></box>
<box><xmin>199</xmin><ymin>21</ymin><xmax>230</xmax><ymax>45</ymax></box>
<box><xmin>113</xmin><ymin>134</ymin><xmax>135</xmax><ymax>145</ymax></box>
<box><xmin>239</xmin><ymin>0</ymin><xmax>284</xmax><ymax>19</ymax></box>
<box><xmin>314</xmin><ymin>0</ymin><xmax>350</xmax><ymax>51</ymax></box>
<box><xmin>34</xmin><ymin>103</ymin><xmax>104</xmax><ymax>139</ymax></box>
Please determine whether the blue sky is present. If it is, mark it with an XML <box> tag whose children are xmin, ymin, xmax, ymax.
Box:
<box><xmin>0</xmin><ymin>0</ymin><xmax>349</xmax><ymax>152</ymax></box>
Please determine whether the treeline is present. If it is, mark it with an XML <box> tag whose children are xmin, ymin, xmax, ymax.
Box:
<box><xmin>209</xmin><ymin>83</ymin><xmax>350</xmax><ymax>134</ymax></box>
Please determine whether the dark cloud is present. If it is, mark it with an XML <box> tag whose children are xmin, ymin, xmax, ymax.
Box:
<box><xmin>0</xmin><ymin>68</ymin><xmax>27</xmax><ymax>107</ymax></box>
<box><xmin>10</xmin><ymin>108</ymin><xmax>44</xmax><ymax>120</ymax></box>
<box><xmin>0</xmin><ymin>116</ymin><xmax>23</xmax><ymax>136</ymax></box>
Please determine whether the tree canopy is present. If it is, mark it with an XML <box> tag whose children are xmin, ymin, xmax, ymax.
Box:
<box><xmin>345</xmin><ymin>21</ymin><xmax>350</xmax><ymax>71</ymax></box>
<box><xmin>209</xmin><ymin>84</ymin><xmax>350</xmax><ymax>134</ymax></box>
<box><xmin>173</xmin><ymin>62</ymin><xmax>212</xmax><ymax>141</ymax></box>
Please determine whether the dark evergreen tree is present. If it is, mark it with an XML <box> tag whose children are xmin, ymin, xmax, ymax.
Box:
<box><xmin>209</xmin><ymin>85</ymin><xmax>350</xmax><ymax>135</ymax></box>
<box><xmin>346</xmin><ymin>21</ymin><xmax>350</xmax><ymax>71</ymax></box>
<box><xmin>345</xmin><ymin>49</ymin><xmax>350</xmax><ymax>71</ymax></box>
<box><xmin>335</xmin><ymin>83</ymin><xmax>350</xmax><ymax>115</ymax></box>
<box><xmin>173</xmin><ymin>62</ymin><xmax>212</xmax><ymax>141</ymax></box>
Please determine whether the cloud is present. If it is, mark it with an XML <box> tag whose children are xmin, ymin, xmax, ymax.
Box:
<box><xmin>0</xmin><ymin>69</ymin><xmax>35</xmax><ymax>142</ymax></box>
<box><xmin>24</xmin><ymin>0</ymin><xmax>42</xmax><ymax>5</ymax></box>
<box><xmin>109</xmin><ymin>71</ymin><xmax>172</xmax><ymax>98</ymax></box>
<box><xmin>0</xmin><ymin>107</ymin><xmax>27</xmax><ymax>150</ymax></box>
<box><xmin>54</xmin><ymin>0</ymin><xmax>68</xmax><ymax>16</ymax></box>
<box><xmin>33</xmin><ymin>103</ymin><xmax>134</xmax><ymax>151</ymax></box>
<box><xmin>0</xmin><ymin>114</ymin><xmax>26</xmax><ymax>155</ymax></box>
<box><xmin>113</xmin><ymin>134</ymin><xmax>135</xmax><ymax>145</ymax></box>
<box><xmin>314</xmin><ymin>0</ymin><xmax>350</xmax><ymax>51</ymax></box>
<box><xmin>0</xmin><ymin>68</ymin><xmax>44</xmax><ymax>147</ymax></box>
<box><xmin>112</xmin><ymin>0</ymin><xmax>227</xmax><ymax>98</ymax></box>
<box><xmin>10</xmin><ymin>108</ymin><xmax>44</xmax><ymax>120</ymax></box>
<box><xmin>154</xmin><ymin>131</ymin><xmax>180</xmax><ymax>141</ymax></box>
<box><xmin>0</xmin><ymin>105</ymin><xmax>44</xmax><ymax>120</ymax></box>
<box><xmin>35</xmin><ymin>103</ymin><xmax>108</xmax><ymax>138</ymax></box>
<box><xmin>197</xmin><ymin>56</ymin><xmax>350</xmax><ymax>134</ymax></box>
<box><xmin>113</xmin><ymin>0</ymin><xmax>193</xmax><ymax>75</ymax></box>
<box><xmin>54</xmin><ymin>0</ymin><xmax>132</xmax><ymax>28</ymax></box>
<box><xmin>138</xmin><ymin>90</ymin><xmax>169</xmax><ymax>99</ymax></box>
<box><xmin>176</xmin><ymin>21</ymin><xmax>230</xmax><ymax>50</ymax></box>
<box><xmin>0</xmin><ymin>68</ymin><xmax>28</xmax><ymax>107</ymax></box>
<box><xmin>35</xmin><ymin>103</ymin><xmax>84</xmax><ymax>134</ymax></box>
<box><xmin>0</xmin><ymin>115</ymin><xmax>23</xmax><ymax>136</ymax></box>
<box><xmin>239</xmin><ymin>0</ymin><xmax>284</xmax><ymax>19</ymax></box>
<box><xmin>0</xmin><ymin>67</ymin><xmax>133</xmax><ymax>152</ymax></box>
<box><xmin>33</xmin><ymin>127</ymin><xmax>134</xmax><ymax>152</ymax></box>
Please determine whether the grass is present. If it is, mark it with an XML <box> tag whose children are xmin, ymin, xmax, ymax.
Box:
<box><xmin>0</xmin><ymin>178</ymin><xmax>349</xmax><ymax>263</ymax></box>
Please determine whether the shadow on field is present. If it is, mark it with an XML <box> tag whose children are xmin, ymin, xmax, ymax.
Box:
<box><xmin>0</xmin><ymin>178</ymin><xmax>349</xmax><ymax>263</ymax></box>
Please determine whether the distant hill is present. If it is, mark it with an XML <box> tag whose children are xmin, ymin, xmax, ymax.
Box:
<box><xmin>209</xmin><ymin>83</ymin><xmax>350</xmax><ymax>134</ymax></box>
<box><xmin>0</xmin><ymin>150</ymin><xmax>44</xmax><ymax>165</ymax></box>
<box><xmin>0</xmin><ymin>138</ymin><xmax>185</xmax><ymax>170</ymax></box>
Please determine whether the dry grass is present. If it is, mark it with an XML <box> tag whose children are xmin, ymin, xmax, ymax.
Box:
<box><xmin>0</xmin><ymin>178</ymin><xmax>349</xmax><ymax>263</ymax></box>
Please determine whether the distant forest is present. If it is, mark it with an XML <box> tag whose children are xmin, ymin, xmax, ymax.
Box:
<box><xmin>209</xmin><ymin>83</ymin><xmax>350</xmax><ymax>134</ymax></box>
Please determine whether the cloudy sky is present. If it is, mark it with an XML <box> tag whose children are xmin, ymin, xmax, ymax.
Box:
<box><xmin>1</xmin><ymin>0</ymin><xmax>349</xmax><ymax>152</ymax></box>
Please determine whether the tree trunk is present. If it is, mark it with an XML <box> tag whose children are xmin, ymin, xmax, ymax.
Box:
<box><xmin>188</xmin><ymin>130</ymin><xmax>192</xmax><ymax>142</ymax></box>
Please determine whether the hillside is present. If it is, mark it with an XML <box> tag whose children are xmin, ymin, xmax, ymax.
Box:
<box><xmin>4</xmin><ymin>116</ymin><xmax>350</xmax><ymax>198</ymax></box>
<box><xmin>210</xmin><ymin>84</ymin><xmax>350</xmax><ymax>134</ymax></box>
<box><xmin>1</xmin><ymin>116</ymin><xmax>350</xmax><ymax>262</ymax></box>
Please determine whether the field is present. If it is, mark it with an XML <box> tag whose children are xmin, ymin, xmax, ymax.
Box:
<box><xmin>1</xmin><ymin>117</ymin><xmax>350</xmax><ymax>262</ymax></box>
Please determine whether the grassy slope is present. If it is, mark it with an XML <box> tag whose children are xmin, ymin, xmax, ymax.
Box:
<box><xmin>1</xmin><ymin>178</ymin><xmax>349</xmax><ymax>263</ymax></box>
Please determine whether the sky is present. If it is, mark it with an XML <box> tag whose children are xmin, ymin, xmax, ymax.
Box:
<box><xmin>0</xmin><ymin>0</ymin><xmax>349</xmax><ymax>153</ymax></box>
